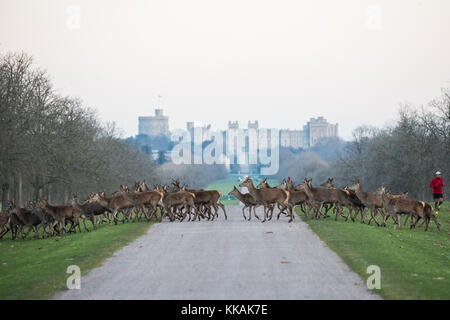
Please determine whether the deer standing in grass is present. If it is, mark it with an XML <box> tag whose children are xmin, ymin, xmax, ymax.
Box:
<box><xmin>7</xmin><ymin>201</ymin><xmax>42</xmax><ymax>239</ymax></box>
<box><xmin>380</xmin><ymin>188</ymin><xmax>440</xmax><ymax>231</ymax></box>
<box><xmin>348</xmin><ymin>180</ymin><xmax>385</xmax><ymax>226</ymax></box>
<box><xmin>71</xmin><ymin>195</ymin><xmax>113</xmax><ymax>231</ymax></box>
<box><xmin>239</xmin><ymin>176</ymin><xmax>293</xmax><ymax>222</ymax></box>
<box><xmin>89</xmin><ymin>193</ymin><xmax>134</xmax><ymax>225</ymax></box>
<box><xmin>38</xmin><ymin>199</ymin><xmax>84</xmax><ymax>235</ymax></box>
<box><xmin>0</xmin><ymin>210</ymin><xmax>11</xmax><ymax>239</ymax></box>
<box><xmin>298</xmin><ymin>179</ymin><xmax>353</xmax><ymax>221</ymax></box>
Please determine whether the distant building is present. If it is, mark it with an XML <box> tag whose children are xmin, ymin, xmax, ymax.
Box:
<box><xmin>138</xmin><ymin>109</ymin><xmax>169</xmax><ymax>137</ymax></box>
<box><xmin>304</xmin><ymin>116</ymin><xmax>338</xmax><ymax>147</ymax></box>
<box><xmin>280</xmin><ymin>130</ymin><xmax>305</xmax><ymax>149</ymax></box>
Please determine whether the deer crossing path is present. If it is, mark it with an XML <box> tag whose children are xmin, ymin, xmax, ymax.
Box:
<box><xmin>54</xmin><ymin>205</ymin><xmax>381</xmax><ymax>300</ymax></box>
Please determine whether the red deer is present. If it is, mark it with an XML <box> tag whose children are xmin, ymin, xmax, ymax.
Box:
<box><xmin>38</xmin><ymin>199</ymin><xmax>84</xmax><ymax>234</ymax></box>
<box><xmin>160</xmin><ymin>189</ymin><xmax>198</xmax><ymax>222</ymax></box>
<box><xmin>7</xmin><ymin>201</ymin><xmax>42</xmax><ymax>239</ymax></box>
<box><xmin>380</xmin><ymin>189</ymin><xmax>440</xmax><ymax>231</ymax></box>
<box><xmin>348</xmin><ymin>180</ymin><xmax>384</xmax><ymax>226</ymax></box>
<box><xmin>239</xmin><ymin>176</ymin><xmax>293</xmax><ymax>222</ymax></box>
<box><xmin>89</xmin><ymin>193</ymin><xmax>135</xmax><ymax>225</ymax></box>
<box><xmin>71</xmin><ymin>195</ymin><xmax>113</xmax><ymax>231</ymax></box>
<box><xmin>119</xmin><ymin>189</ymin><xmax>164</xmax><ymax>222</ymax></box>
<box><xmin>26</xmin><ymin>201</ymin><xmax>57</xmax><ymax>237</ymax></box>
<box><xmin>0</xmin><ymin>210</ymin><xmax>11</xmax><ymax>239</ymax></box>
<box><xmin>228</xmin><ymin>186</ymin><xmax>260</xmax><ymax>220</ymax></box>
<box><xmin>342</xmin><ymin>186</ymin><xmax>366</xmax><ymax>222</ymax></box>
<box><xmin>298</xmin><ymin>179</ymin><xmax>354</xmax><ymax>221</ymax></box>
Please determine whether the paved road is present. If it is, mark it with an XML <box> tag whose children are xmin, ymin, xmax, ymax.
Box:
<box><xmin>54</xmin><ymin>205</ymin><xmax>381</xmax><ymax>300</ymax></box>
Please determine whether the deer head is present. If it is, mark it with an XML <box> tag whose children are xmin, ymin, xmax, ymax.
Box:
<box><xmin>239</xmin><ymin>176</ymin><xmax>253</xmax><ymax>189</ymax></box>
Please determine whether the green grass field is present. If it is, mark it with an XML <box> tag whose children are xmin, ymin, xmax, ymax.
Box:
<box><xmin>206</xmin><ymin>177</ymin><xmax>280</xmax><ymax>205</ymax></box>
<box><xmin>0</xmin><ymin>217</ymin><xmax>153</xmax><ymax>299</ymax></box>
<box><xmin>296</xmin><ymin>202</ymin><xmax>450</xmax><ymax>299</ymax></box>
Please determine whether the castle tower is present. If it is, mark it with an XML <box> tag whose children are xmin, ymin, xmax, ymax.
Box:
<box><xmin>138</xmin><ymin>109</ymin><xmax>169</xmax><ymax>137</ymax></box>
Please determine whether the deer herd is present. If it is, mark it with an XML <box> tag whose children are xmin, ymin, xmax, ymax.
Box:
<box><xmin>0</xmin><ymin>176</ymin><xmax>441</xmax><ymax>241</ymax></box>
<box><xmin>230</xmin><ymin>176</ymin><xmax>440</xmax><ymax>232</ymax></box>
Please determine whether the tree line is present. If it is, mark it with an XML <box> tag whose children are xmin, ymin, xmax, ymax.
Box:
<box><xmin>0</xmin><ymin>52</ymin><xmax>161</xmax><ymax>209</ymax></box>
<box><xmin>276</xmin><ymin>90</ymin><xmax>450</xmax><ymax>201</ymax></box>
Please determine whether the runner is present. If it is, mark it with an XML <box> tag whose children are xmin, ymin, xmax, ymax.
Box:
<box><xmin>429</xmin><ymin>171</ymin><xmax>444</xmax><ymax>214</ymax></box>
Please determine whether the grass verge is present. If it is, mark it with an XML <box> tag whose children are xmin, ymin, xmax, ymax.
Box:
<box><xmin>0</xmin><ymin>218</ymin><xmax>153</xmax><ymax>299</ymax></box>
<box><xmin>296</xmin><ymin>202</ymin><xmax>449</xmax><ymax>299</ymax></box>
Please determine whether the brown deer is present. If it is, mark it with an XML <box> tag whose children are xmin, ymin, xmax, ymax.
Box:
<box><xmin>257</xmin><ymin>179</ymin><xmax>302</xmax><ymax>219</ymax></box>
<box><xmin>0</xmin><ymin>210</ymin><xmax>11</xmax><ymax>239</ymax></box>
<box><xmin>38</xmin><ymin>199</ymin><xmax>84</xmax><ymax>234</ymax></box>
<box><xmin>380</xmin><ymin>189</ymin><xmax>440</xmax><ymax>231</ymax></box>
<box><xmin>298</xmin><ymin>179</ymin><xmax>353</xmax><ymax>221</ymax></box>
<box><xmin>8</xmin><ymin>201</ymin><xmax>42</xmax><ymax>239</ymax></box>
<box><xmin>119</xmin><ymin>189</ymin><xmax>164</xmax><ymax>222</ymax></box>
<box><xmin>318</xmin><ymin>178</ymin><xmax>337</xmax><ymax>215</ymax></box>
<box><xmin>180</xmin><ymin>185</ymin><xmax>227</xmax><ymax>221</ymax></box>
<box><xmin>342</xmin><ymin>185</ymin><xmax>366</xmax><ymax>222</ymax></box>
<box><xmin>4</xmin><ymin>201</ymin><xmax>25</xmax><ymax>240</ymax></box>
<box><xmin>71</xmin><ymin>195</ymin><xmax>113</xmax><ymax>231</ymax></box>
<box><xmin>377</xmin><ymin>187</ymin><xmax>409</xmax><ymax>225</ymax></box>
<box><xmin>89</xmin><ymin>192</ymin><xmax>135</xmax><ymax>225</ymax></box>
<box><xmin>348</xmin><ymin>180</ymin><xmax>384</xmax><ymax>226</ymax></box>
<box><xmin>26</xmin><ymin>201</ymin><xmax>57</xmax><ymax>237</ymax></box>
<box><xmin>239</xmin><ymin>176</ymin><xmax>293</xmax><ymax>222</ymax></box>
<box><xmin>160</xmin><ymin>189</ymin><xmax>198</xmax><ymax>222</ymax></box>
<box><xmin>228</xmin><ymin>186</ymin><xmax>260</xmax><ymax>220</ymax></box>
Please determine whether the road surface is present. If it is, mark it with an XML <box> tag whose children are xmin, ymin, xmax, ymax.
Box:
<box><xmin>54</xmin><ymin>205</ymin><xmax>381</xmax><ymax>300</ymax></box>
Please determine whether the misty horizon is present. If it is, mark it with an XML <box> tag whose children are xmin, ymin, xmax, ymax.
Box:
<box><xmin>1</xmin><ymin>0</ymin><xmax>450</xmax><ymax>140</ymax></box>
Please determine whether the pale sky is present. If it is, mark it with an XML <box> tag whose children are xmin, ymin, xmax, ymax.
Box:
<box><xmin>1</xmin><ymin>0</ymin><xmax>449</xmax><ymax>140</ymax></box>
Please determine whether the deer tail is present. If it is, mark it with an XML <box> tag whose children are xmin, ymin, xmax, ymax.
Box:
<box><xmin>284</xmin><ymin>190</ymin><xmax>290</xmax><ymax>205</ymax></box>
<box><xmin>158</xmin><ymin>191</ymin><xmax>164</xmax><ymax>205</ymax></box>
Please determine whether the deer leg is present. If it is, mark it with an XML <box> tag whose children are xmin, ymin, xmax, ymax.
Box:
<box><xmin>344</xmin><ymin>207</ymin><xmax>351</xmax><ymax>222</ymax></box>
<box><xmin>33</xmin><ymin>225</ymin><xmax>41</xmax><ymax>239</ymax></box>
<box><xmin>368</xmin><ymin>207</ymin><xmax>380</xmax><ymax>226</ymax></box>
<box><xmin>82</xmin><ymin>217</ymin><xmax>90</xmax><ymax>232</ymax></box>
<box><xmin>335</xmin><ymin>204</ymin><xmax>341</xmax><ymax>221</ymax></box>
<box><xmin>253</xmin><ymin>206</ymin><xmax>260</xmax><ymax>220</ymax></box>
<box><xmin>242</xmin><ymin>205</ymin><xmax>247</xmax><ymax>220</ymax></box>
<box><xmin>0</xmin><ymin>226</ymin><xmax>10</xmax><ymax>239</ymax></box>
<box><xmin>218</xmin><ymin>202</ymin><xmax>227</xmax><ymax>220</ymax></box>
<box><xmin>396</xmin><ymin>214</ymin><xmax>402</xmax><ymax>229</ymax></box>
<box><xmin>316</xmin><ymin>203</ymin><xmax>324</xmax><ymax>220</ymax></box>
<box><xmin>403</xmin><ymin>213</ymin><xmax>410</xmax><ymax>226</ymax></box>
<box><xmin>287</xmin><ymin>205</ymin><xmax>294</xmax><ymax>223</ymax></box>
<box><xmin>262</xmin><ymin>205</ymin><xmax>268</xmax><ymax>223</ymax></box>
<box><xmin>90</xmin><ymin>215</ymin><xmax>97</xmax><ymax>230</ymax></box>
<box><xmin>431</xmin><ymin>214</ymin><xmax>440</xmax><ymax>231</ymax></box>
<box><xmin>21</xmin><ymin>225</ymin><xmax>30</xmax><ymax>239</ymax></box>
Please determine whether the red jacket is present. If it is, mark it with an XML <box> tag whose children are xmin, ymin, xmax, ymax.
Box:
<box><xmin>429</xmin><ymin>177</ymin><xmax>444</xmax><ymax>194</ymax></box>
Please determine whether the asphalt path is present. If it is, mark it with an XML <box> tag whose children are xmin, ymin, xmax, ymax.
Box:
<box><xmin>54</xmin><ymin>205</ymin><xmax>381</xmax><ymax>300</ymax></box>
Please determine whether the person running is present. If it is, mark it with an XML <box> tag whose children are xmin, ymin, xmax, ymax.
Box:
<box><xmin>429</xmin><ymin>171</ymin><xmax>444</xmax><ymax>214</ymax></box>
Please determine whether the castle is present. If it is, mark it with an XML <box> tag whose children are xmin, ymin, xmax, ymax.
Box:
<box><xmin>138</xmin><ymin>109</ymin><xmax>169</xmax><ymax>137</ymax></box>
<box><xmin>135</xmin><ymin>108</ymin><xmax>338</xmax><ymax>151</ymax></box>
<box><xmin>227</xmin><ymin>117</ymin><xmax>338</xmax><ymax>149</ymax></box>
